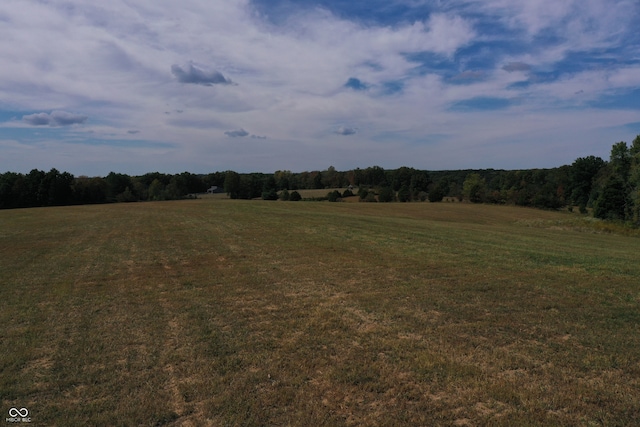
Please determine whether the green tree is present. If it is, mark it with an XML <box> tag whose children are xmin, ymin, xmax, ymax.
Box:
<box><xmin>364</xmin><ymin>192</ymin><xmax>377</xmax><ymax>202</ymax></box>
<box><xmin>313</xmin><ymin>172</ymin><xmax>323</xmax><ymax>189</ymax></box>
<box><xmin>410</xmin><ymin>171</ymin><xmax>431</xmax><ymax>199</ymax></box>
<box><xmin>392</xmin><ymin>167</ymin><xmax>413</xmax><ymax>191</ymax></box>
<box><xmin>274</xmin><ymin>170</ymin><xmax>292</xmax><ymax>190</ymax></box>
<box><xmin>132</xmin><ymin>178</ymin><xmax>148</xmax><ymax>201</ymax></box>
<box><xmin>378</xmin><ymin>186</ymin><xmax>395</xmax><ymax>202</ymax></box>
<box><xmin>463</xmin><ymin>173</ymin><xmax>487</xmax><ymax>203</ymax></box>
<box><xmin>179</xmin><ymin>171</ymin><xmax>206</xmax><ymax>194</ymax></box>
<box><xmin>593</xmin><ymin>174</ymin><xmax>627</xmax><ymax>220</ymax></box>
<box><xmin>569</xmin><ymin>156</ymin><xmax>605</xmax><ymax>210</ymax></box>
<box><xmin>0</xmin><ymin>172</ymin><xmax>20</xmax><ymax>208</ymax></box>
<box><xmin>224</xmin><ymin>171</ymin><xmax>242</xmax><ymax>199</ymax></box>
<box><xmin>148</xmin><ymin>179</ymin><xmax>165</xmax><ymax>201</ymax></box>
<box><xmin>327</xmin><ymin>190</ymin><xmax>341</xmax><ymax>202</ymax></box>
<box><xmin>323</xmin><ymin>166</ymin><xmax>340</xmax><ymax>188</ymax></box>
<box><xmin>38</xmin><ymin>168</ymin><xmax>74</xmax><ymax>206</ymax></box>
<box><xmin>26</xmin><ymin>169</ymin><xmax>46</xmax><ymax>206</ymax></box>
<box><xmin>262</xmin><ymin>176</ymin><xmax>278</xmax><ymax>200</ymax></box>
<box><xmin>449</xmin><ymin>182</ymin><xmax>463</xmax><ymax>201</ymax></box>
<box><xmin>203</xmin><ymin>171</ymin><xmax>226</xmax><ymax>190</ymax></box>
<box><xmin>628</xmin><ymin>135</ymin><xmax>640</xmax><ymax>223</ymax></box>
<box><xmin>610</xmin><ymin>141</ymin><xmax>631</xmax><ymax>181</ymax></box>
<box><xmin>397</xmin><ymin>185</ymin><xmax>411</xmax><ymax>202</ymax></box>
<box><xmin>363</xmin><ymin>166</ymin><xmax>386</xmax><ymax>186</ymax></box>
<box><xmin>165</xmin><ymin>176</ymin><xmax>187</xmax><ymax>200</ymax></box>
<box><xmin>591</xmin><ymin>140</ymin><xmax>636</xmax><ymax>221</ymax></box>
<box><xmin>358</xmin><ymin>187</ymin><xmax>368</xmax><ymax>201</ymax></box>
<box><xmin>170</xmin><ymin>174</ymin><xmax>186</xmax><ymax>197</ymax></box>
<box><xmin>262</xmin><ymin>188</ymin><xmax>278</xmax><ymax>200</ymax></box>
<box><xmin>73</xmin><ymin>176</ymin><xmax>108</xmax><ymax>204</ymax></box>
<box><xmin>532</xmin><ymin>182</ymin><xmax>563</xmax><ymax>209</ymax></box>
<box><xmin>105</xmin><ymin>172</ymin><xmax>132</xmax><ymax>202</ymax></box>
<box><xmin>289</xmin><ymin>190</ymin><xmax>302</xmax><ymax>201</ymax></box>
<box><xmin>116</xmin><ymin>186</ymin><xmax>137</xmax><ymax>202</ymax></box>
<box><xmin>428</xmin><ymin>186</ymin><xmax>444</xmax><ymax>202</ymax></box>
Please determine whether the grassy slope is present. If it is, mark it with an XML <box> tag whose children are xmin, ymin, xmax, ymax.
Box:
<box><xmin>1</xmin><ymin>200</ymin><xmax>639</xmax><ymax>426</ymax></box>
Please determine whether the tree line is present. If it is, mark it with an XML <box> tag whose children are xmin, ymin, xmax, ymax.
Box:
<box><xmin>451</xmin><ymin>135</ymin><xmax>640</xmax><ymax>224</ymax></box>
<box><xmin>0</xmin><ymin>170</ymin><xmax>222</xmax><ymax>209</ymax></box>
<box><xmin>1</xmin><ymin>135</ymin><xmax>639</xmax><ymax>225</ymax></box>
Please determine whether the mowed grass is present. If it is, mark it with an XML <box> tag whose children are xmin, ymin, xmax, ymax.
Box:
<box><xmin>1</xmin><ymin>200</ymin><xmax>639</xmax><ymax>426</ymax></box>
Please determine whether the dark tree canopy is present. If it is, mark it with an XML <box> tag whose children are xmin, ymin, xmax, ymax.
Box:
<box><xmin>3</xmin><ymin>135</ymin><xmax>640</xmax><ymax>228</ymax></box>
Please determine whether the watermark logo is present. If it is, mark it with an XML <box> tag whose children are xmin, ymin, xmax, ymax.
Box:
<box><xmin>6</xmin><ymin>408</ymin><xmax>30</xmax><ymax>423</ymax></box>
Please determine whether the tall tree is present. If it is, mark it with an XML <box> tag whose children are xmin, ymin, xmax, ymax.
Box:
<box><xmin>262</xmin><ymin>176</ymin><xmax>278</xmax><ymax>200</ymax></box>
<box><xmin>569</xmin><ymin>156</ymin><xmax>606</xmax><ymax>210</ymax></box>
<box><xmin>378</xmin><ymin>186</ymin><xmax>395</xmax><ymax>202</ymax></box>
<box><xmin>224</xmin><ymin>171</ymin><xmax>242</xmax><ymax>199</ymax></box>
<box><xmin>628</xmin><ymin>135</ymin><xmax>640</xmax><ymax>223</ymax></box>
<box><xmin>463</xmin><ymin>173</ymin><xmax>487</xmax><ymax>203</ymax></box>
<box><xmin>105</xmin><ymin>172</ymin><xmax>132</xmax><ymax>202</ymax></box>
<box><xmin>148</xmin><ymin>179</ymin><xmax>165</xmax><ymax>201</ymax></box>
<box><xmin>0</xmin><ymin>172</ymin><xmax>20</xmax><ymax>208</ymax></box>
<box><xmin>610</xmin><ymin>141</ymin><xmax>632</xmax><ymax>181</ymax></box>
<box><xmin>591</xmin><ymin>140</ymin><xmax>636</xmax><ymax>221</ymax></box>
<box><xmin>274</xmin><ymin>170</ymin><xmax>292</xmax><ymax>190</ymax></box>
<box><xmin>40</xmin><ymin>168</ymin><xmax>74</xmax><ymax>206</ymax></box>
<box><xmin>312</xmin><ymin>171</ymin><xmax>323</xmax><ymax>189</ymax></box>
<box><xmin>363</xmin><ymin>166</ymin><xmax>386</xmax><ymax>186</ymax></box>
<box><xmin>593</xmin><ymin>174</ymin><xmax>627</xmax><ymax>220</ymax></box>
<box><xmin>392</xmin><ymin>167</ymin><xmax>413</xmax><ymax>191</ymax></box>
<box><xmin>410</xmin><ymin>171</ymin><xmax>431</xmax><ymax>199</ymax></box>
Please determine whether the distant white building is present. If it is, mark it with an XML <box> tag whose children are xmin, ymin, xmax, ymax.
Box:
<box><xmin>207</xmin><ymin>186</ymin><xmax>218</xmax><ymax>194</ymax></box>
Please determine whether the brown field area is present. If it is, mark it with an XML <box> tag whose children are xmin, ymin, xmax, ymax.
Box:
<box><xmin>1</xmin><ymin>200</ymin><xmax>639</xmax><ymax>426</ymax></box>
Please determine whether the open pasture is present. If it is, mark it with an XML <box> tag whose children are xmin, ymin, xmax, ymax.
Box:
<box><xmin>1</xmin><ymin>200</ymin><xmax>639</xmax><ymax>426</ymax></box>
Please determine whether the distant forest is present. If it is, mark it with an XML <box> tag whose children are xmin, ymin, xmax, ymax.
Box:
<box><xmin>2</xmin><ymin>135</ymin><xmax>640</xmax><ymax>225</ymax></box>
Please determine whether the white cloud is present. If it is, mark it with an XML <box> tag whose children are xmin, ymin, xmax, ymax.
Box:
<box><xmin>608</xmin><ymin>66</ymin><xmax>640</xmax><ymax>88</ymax></box>
<box><xmin>471</xmin><ymin>0</ymin><xmax>637</xmax><ymax>52</ymax></box>
<box><xmin>0</xmin><ymin>0</ymin><xmax>637</xmax><ymax>174</ymax></box>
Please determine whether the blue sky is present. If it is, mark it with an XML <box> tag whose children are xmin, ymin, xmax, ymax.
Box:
<box><xmin>1</xmin><ymin>0</ymin><xmax>639</xmax><ymax>175</ymax></box>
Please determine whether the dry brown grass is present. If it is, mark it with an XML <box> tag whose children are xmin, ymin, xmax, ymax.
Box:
<box><xmin>1</xmin><ymin>200</ymin><xmax>639</xmax><ymax>425</ymax></box>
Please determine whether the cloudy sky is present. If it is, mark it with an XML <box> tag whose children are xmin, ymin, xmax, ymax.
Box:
<box><xmin>1</xmin><ymin>0</ymin><xmax>639</xmax><ymax>175</ymax></box>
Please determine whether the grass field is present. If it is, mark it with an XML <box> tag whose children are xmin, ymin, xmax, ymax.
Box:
<box><xmin>1</xmin><ymin>200</ymin><xmax>639</xmax><ymax>426</ymax></box>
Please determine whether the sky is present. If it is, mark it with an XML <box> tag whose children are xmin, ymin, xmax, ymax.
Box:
<box><xmin>1</xmin><ymin>0</ymin><xmax>640</xmax><ymax>176</ymax></box>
